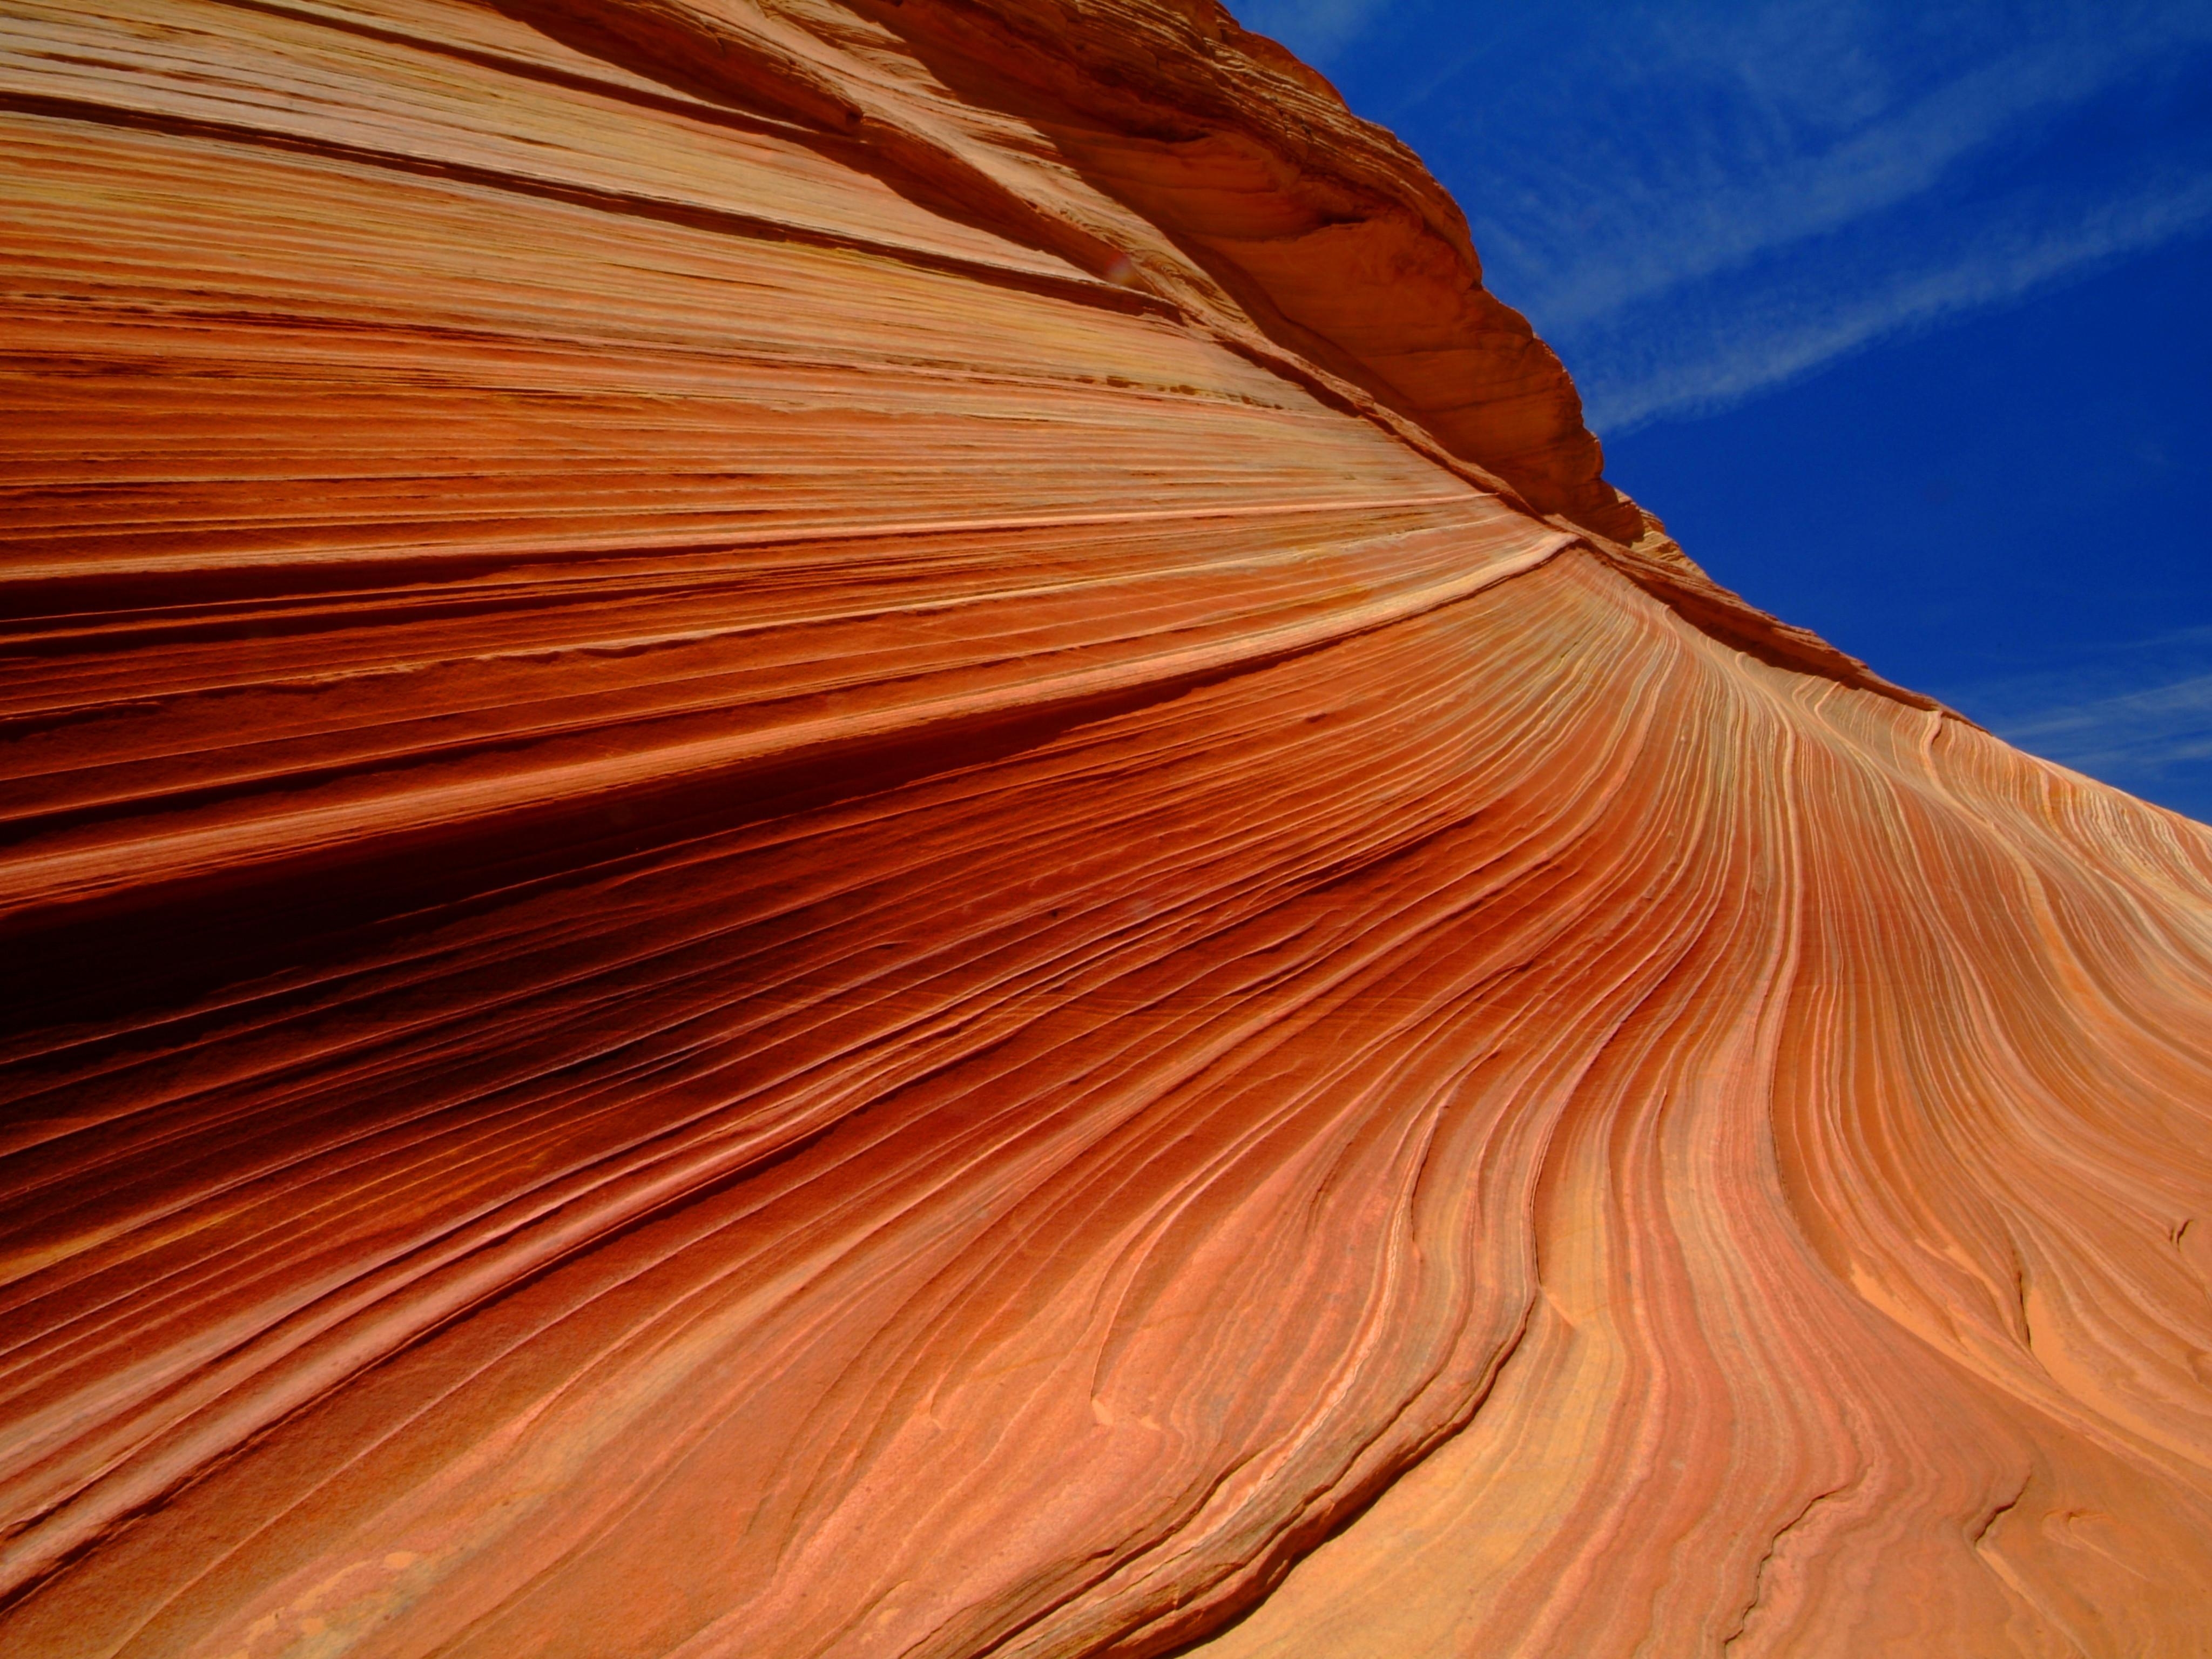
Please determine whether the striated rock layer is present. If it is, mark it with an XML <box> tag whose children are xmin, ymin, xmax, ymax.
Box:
<box><xmin>3</xmin><ymin>3</ymin><xmax>2210</xmax><ymax>1654</ymax></box>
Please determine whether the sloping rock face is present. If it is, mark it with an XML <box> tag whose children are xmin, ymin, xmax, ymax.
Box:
<box><xmin>3</xmin><ymin>3</ymin><xmax>2210</xmax><ymax>1655</ymax></box>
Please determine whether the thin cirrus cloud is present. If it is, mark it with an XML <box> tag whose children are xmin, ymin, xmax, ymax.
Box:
<box><xmin>1227</xmin><ymin>0</ymin><xmax>2212</xmax><ymax>434</ymax></box>
<box><xmin>1963</xmin><ymin>630</ymin><xmax>2212</xmax><ymax>807</ymax></box>
<box><xmin>1230</xmin><ymin>0</ymin><xmax>1392</xmax><ymax>61</ymax></box>
<box><xmin>1573</xmin><ymin>162</ymin><xmax>2212</xmax><ymax>431</ymax></box>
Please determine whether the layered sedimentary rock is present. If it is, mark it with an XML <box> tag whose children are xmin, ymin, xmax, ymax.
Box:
<box><xmin>3</xmin><ymin>3</ymin><xmax>2210</xmax><ymax>1655</ymax></box>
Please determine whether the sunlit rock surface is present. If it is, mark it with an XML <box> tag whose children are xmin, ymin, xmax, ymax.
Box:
<box><xmin>4</xmin><ymin>3</ymin><xmax>2210</xmax><ymax>1654</ymax></box>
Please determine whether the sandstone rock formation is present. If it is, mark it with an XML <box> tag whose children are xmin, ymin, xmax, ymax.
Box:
<box><xmin>3</xmin><ymin>3</ymin><xmax>2210</xmax><ymax>1654</ymax></box>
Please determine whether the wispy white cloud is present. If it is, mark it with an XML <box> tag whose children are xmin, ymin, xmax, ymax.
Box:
<box><xmin>1231</xmin><ymin>0</ymin><xmax>1390</xmax><ymax>62</ymax></box>
<box><xmin>1943</xmin><ymin>629</ymin><xmax>2212</xmax><ymax>819</ymax></box>
<box><xmin>1312</xmin><ymin>0</ymin><xmax>2212</xmax><ymax>433</ymax></box>
<box><xmin>2002</xmin><ymin>677</ymin><xmax>2212</xmax><ymax>775</ymax></box>
<box><xmin>1575</xmin><ymin>165</ymin><xmax>2212</xmax><ymax>431</ymax></box>
<box><xmin>1478</xmin><ymin>1</ymin><xmax>2212</xmax><ymax>329</ymax></box>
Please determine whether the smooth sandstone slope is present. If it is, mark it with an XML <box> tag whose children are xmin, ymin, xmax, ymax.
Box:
<box><xmin>2</xmin><ymin>3</ymin><xmax>2210</xmax><ymax>1656</ymax></box>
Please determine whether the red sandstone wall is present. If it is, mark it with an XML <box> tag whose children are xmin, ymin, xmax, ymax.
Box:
<box><xmin>3</xmin><ymin>4</ymin><xmax>2209</xmax><ymax>1655</ymax></box>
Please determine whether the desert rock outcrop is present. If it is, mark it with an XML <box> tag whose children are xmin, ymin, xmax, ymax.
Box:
<box><xmin>3</xmin><ymin>4</ymin><xmax>2210</xmax><ymax>1655</ymax></box>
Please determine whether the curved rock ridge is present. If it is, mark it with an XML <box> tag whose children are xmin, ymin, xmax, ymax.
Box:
<box><xmin>1</xmin><ymin>4</ymin><xmax>2208</xmax><ymax>1656</ymax></box>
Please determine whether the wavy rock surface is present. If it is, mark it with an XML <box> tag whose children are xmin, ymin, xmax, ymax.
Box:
<box><xmin>3</xmin><ymin>3</ymin><xmax>2210</xmax><ymax>1655</ymax></box>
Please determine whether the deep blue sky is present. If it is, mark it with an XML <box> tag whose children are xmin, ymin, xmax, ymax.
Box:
<box><xmin>1227</xmin><ymin>0</ymin><xmax>2212</xmax><ymax>821</ymax></box>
